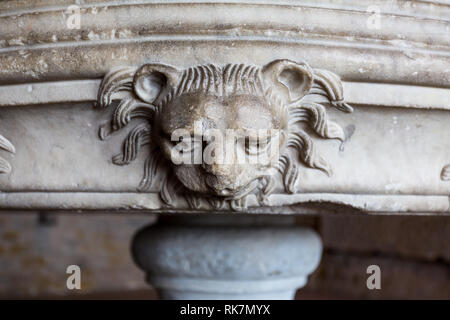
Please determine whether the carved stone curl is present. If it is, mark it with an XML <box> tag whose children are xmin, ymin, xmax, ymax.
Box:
<box><xmin>442</xmin><ymin>164</ymin><xmax>450</xmax><ymax>181</ymax></box>
<box><xmin>0</xmin><ymin>134</ymin><xmax>14</xmax><ymax>174</ymax></box>
<box><xmin>96</xmin><ymin>59</ymin><xmax>352</xmax><ymax>210</ymax></box>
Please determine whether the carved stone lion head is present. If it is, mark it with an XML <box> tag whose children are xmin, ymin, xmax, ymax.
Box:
<box><xmin>97</xmin><ymin>59</ymin><xmax>352</xmax><ymax>210</ymax></box>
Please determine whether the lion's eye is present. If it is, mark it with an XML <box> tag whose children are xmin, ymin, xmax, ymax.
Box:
<box><xmin>172</xmin><ymin>136</ymin><xmax>193</xmax><ymax>153</ymax></box>
<box><xmin>245</xmin><ymin>136</ymin><xmax>270</xmax><ymax>155</ymax></box>
<box><xmin>175</xmin><ymin>136</ymin><xmax>205</xmax><ymax>154</ymax></box>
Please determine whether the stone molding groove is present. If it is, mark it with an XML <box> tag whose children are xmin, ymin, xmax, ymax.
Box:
<box><xmin>1</xmin><ymin>80</ymin><xmax>450</xmax><ymax>111</ymax></box>
<box><xmin>2</xmin><ymin>3</ymin><xmax>448</xmax><ymax>50</ymax></box>
<box><xmin>0</xmin><ymin>192</ymin><xmax>448</xmax><ymax>213</ymax></box>
<box><xmin>0</xmin><ymin>1</ymin><xmax>449</xmax><ymax>87</ymax></box>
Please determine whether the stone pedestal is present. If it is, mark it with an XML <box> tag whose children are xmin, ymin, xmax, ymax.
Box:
<box><xmin>132</xmin><ymin>215</ymin><xmax>322</xmax><ymax>300</ymax></box>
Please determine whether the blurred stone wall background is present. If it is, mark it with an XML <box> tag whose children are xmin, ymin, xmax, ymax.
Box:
<box><xmin>0</xmin><ymin>212</ymin><xmax>448</xmax><ymax>299</ymax></box>
<box><xmin>300</xmin><ymin>215</ymin><xmax>450</xmax><ymax>299</ymax></box>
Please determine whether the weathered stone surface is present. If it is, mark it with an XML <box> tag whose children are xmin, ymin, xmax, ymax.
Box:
<box><xmin>0</xmin><ymin>1</ymin><xmax>448</xmax><ymax>87</ymax></box>
<box><xmin>0</xmin><ymin>0</ymin><xmax>448</xmax><ymax>214</ymax></box>
<box><xmin>0</xmin><ymin>102</ymin><xmax>449</xmax><ymax>213</ymax></box>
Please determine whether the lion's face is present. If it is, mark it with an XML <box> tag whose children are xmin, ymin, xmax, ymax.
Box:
<box><xmin>156</xmin><ymin>92</ymin><xmax>286</xmax><ymax>199</ymax></box>
<box><xmin>128</xmin><ymin>60</ymin><xmax>316</xmax><ymax>201</ymax></box>
<box><xmin>97</xmin><ymin>59</ymin><xmax>352</xmax><ymax>209</ymax></box>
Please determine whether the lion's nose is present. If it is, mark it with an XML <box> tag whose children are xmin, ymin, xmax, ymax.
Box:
<box><xmin>201</xmin><ymin>162</ymin><xmax>232</xmax><ymax>176</ymax></box>
<box><xmin>204</xmin><ymin>172</ymin><xmax>236</xmax><ymax>196</ymax></box>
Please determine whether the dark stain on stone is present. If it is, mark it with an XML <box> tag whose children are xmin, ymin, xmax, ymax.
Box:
<box><xmin>21</xmin><ymin>256</ymin><xmax>46</xmax><ymax>268</ymax></box>
<box><xmin>340</xmin><ymin>124</ymin><xmax>356</xmax><ymax>152</ymax></box>
<box><xmin>8</xmin><ymin>243</ymin><xmax>27</xmax><ymax>255</ymax></box>
<box><xmin>2</xmin><ymin>231</ymin><xmax>18</xmax><ymax>241</ymax></box>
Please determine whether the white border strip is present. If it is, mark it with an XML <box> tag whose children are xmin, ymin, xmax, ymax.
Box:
<box><xmin>0</xmin><ymin>80</ymin><xmax>101</xmax><ymax>107</ymax></box>
<box><xmin>0</xmin><ymin>79</ymin><xmax>449</xmax><ymax>110</ymax></box>
<box><xmin>343</xmin><ymin>82</ymin><xmax>450</xmax><ymax>110</ymax></box>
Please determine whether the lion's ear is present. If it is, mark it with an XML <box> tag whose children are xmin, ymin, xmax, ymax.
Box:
<box><xmin>262</xmin><ymin>59</ymin><xmax>313</xmax><ymax>104</ymax></box>
<box><xmin>133</xmin><ymin>64</ymin><xmax>180</xmax><ymax>104</ymax></box>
